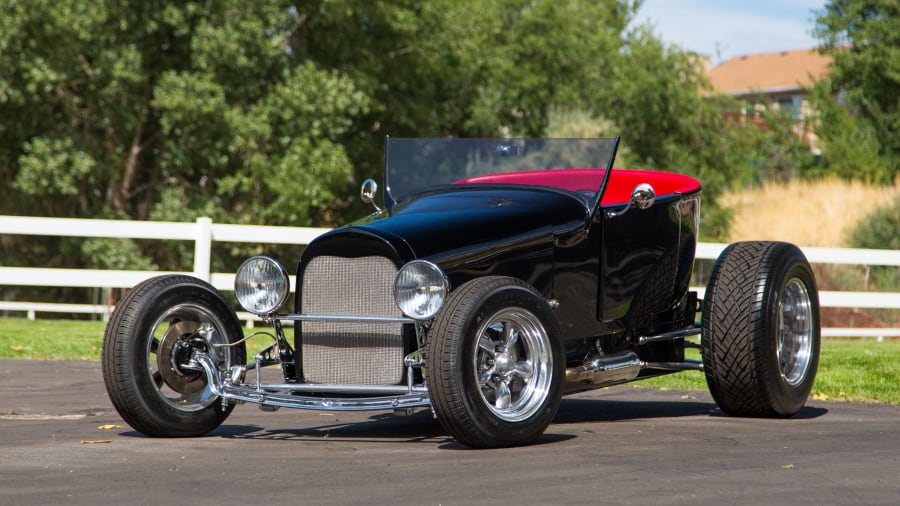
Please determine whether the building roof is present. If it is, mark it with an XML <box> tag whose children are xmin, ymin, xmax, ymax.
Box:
<box><xmin>706</xmin><ymin>48</ymin><xmax>833</xmax><ymax>96</ymax></box>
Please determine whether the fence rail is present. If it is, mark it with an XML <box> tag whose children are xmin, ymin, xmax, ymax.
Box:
<box><xmin>2</xmin><ymin>215</ymin><xmax>898</xmax><ymax>337</ymax></box>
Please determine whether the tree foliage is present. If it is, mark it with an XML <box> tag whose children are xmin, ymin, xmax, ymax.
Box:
<box><xmin>1</xmin><ymin>1</ymin><xmax>368</xmax><ymax>225</ymax></box>
<box><xmin>812</xmin><ymin>0</ymin><xmax>900</xmax><ymax>182</ymax></box>
<box><xmin>2</xmin><ymin>0</ymin><xmax>875</xmax><ymax>295</ymax></box>
<box><xmin>0</xmin><ymin>0</ymin><xmax>367</xmax><ymax>275</ymax></box>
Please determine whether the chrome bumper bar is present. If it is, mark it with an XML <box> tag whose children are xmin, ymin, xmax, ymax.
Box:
<box><xmin>188</xmin><ymin>351</ymin><xmax>430</xmax><ymax>412</ymax></box>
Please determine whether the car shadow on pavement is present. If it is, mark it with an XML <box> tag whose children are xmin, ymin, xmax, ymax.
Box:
<box><xmin>553</xmin><ymin>397</ymin><xmax>828</xmax><ymax>423</ymax></box>
<box><xmin>118</xmin><ymin>424</ymin><xmax>265</xmax><ymax>438</ymax></box>
<box><xmin>205</xmin><ymin>413</ymin><xmax>579</xmax><ymax>449</ymax></box>
<box><xmin>215</xmin><ymin>397</ymin><xmax>716</xmax><ymax>446</ymax></box>
<box><xmin>116</xmin><ymin>399</ymin><xmax>826</xmax><ymax>446</ymax></box>
<box><xmin>554</xmin><ymin>397</ymin><xmax>717</xmax><ymax>423</ymax></box>
<box><xmin>219</xmin><ymin>411</ymin><xmax>454</xmax><ymax>445</ymax></box>
<box><xmin>787</xmin><ymin>405</ymin><xmax>829</xmax><ymax>419</ymax></box>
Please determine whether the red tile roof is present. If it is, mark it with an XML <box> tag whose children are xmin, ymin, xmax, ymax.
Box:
<box><xmin>706</xmin><ymin>48</ymin><xmax>833</xmax><ymax>95</ymax></box>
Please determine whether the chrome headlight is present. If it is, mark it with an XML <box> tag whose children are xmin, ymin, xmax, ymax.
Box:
<box><xmin>235</xmin><ymin>256</ymin><xmax>290</xmax><ymax>315</ymax></box>
<box><xmin>394</xmin><ymin>260</ymin><xmax>449</xmax><ymax>320</ymax></box>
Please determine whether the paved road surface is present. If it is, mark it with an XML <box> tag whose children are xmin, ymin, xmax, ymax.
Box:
<box><xmin>2</xmin><ymin>360</ymin><xmax>898</xmax><ymax>505</ymax></box>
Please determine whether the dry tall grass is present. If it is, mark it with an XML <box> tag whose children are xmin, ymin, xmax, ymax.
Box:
<box><xmin>722</xmin><ymin>177</ymin><xmax>900</xmax><ymax>247</ymax></box>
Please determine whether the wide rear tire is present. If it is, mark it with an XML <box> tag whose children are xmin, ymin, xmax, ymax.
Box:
<box><xmin>102</xmin><ymin>275</ymin><xmax>246</xmax><ymax>436</ymax></box>
<box><xmin>702</xmin><ymin>242</ymin><xmax>820</xmax><ymax>417</ymax></box>
<box><xmin>426</xmin><ymin>277</ymin><xmax>564</xmax><ymax>448</ymax></box>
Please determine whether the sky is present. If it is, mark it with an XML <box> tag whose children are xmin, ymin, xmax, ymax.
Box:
<box><xmin>633</xmin><ymin>0</ymin><xmax>828</xmax><ymax>65</ymax></box>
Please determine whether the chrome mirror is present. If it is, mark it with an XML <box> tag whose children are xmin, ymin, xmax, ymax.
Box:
<box><xmin>606</xmin><ymin>183</ymin><xmax>656</xmax><ymax>218</ymax></box>
<box><xmin>631</xmin><ymin>183</ymin><xmax>656</xmax><ymax>209</ymax></box>
<box><xmin>360</xmin><ymin>178</ymin><xmax>382</xmax><ymax>213</ymax></box>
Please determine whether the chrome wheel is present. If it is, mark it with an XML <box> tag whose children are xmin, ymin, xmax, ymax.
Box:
<box><xmin>147</xmin><ymin>303</ymin><xmax>232</xmax><ymax>412</ymax></box>
<box><xmin>777</xmin><ymin>278</ymin><xmax>814</xmax><ymax>386</ymax></box>
<box><xmin>473</xmin><ymin>308</ymin><xmax>553</xmax><ymax>422</ymax></box>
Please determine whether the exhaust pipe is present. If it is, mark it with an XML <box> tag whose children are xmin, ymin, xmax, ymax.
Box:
<box><xmin>565</xmin><ymin>351</ymin><xmax>642</xmax><ymax>385</ymax></box>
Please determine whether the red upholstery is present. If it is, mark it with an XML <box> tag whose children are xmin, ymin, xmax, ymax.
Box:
<box><xmin>456</xmin><ymin>169</ymin><xmax>700</xmax><ymax>206</ymax></box>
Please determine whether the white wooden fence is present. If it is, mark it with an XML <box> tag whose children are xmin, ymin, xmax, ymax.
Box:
<box><xmin>2</xmin><ymin>215</ymin><xmax>899</xmax><ymax>338</ymax></box>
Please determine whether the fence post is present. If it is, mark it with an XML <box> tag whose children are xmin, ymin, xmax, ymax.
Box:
<box><xmin>193</xmin><ymin>217</ymin><xmax>212</xmax><ymax>282</ymax></box>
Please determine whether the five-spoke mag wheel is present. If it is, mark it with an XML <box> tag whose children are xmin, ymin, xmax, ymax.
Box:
<box><xmin>473</xmin><ymin>308</ymin><xmax>553</xmax><ymax>423</ymax></box>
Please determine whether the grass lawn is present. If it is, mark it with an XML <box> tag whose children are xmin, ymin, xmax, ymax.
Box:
<box><xmin>2</xmin><ymin>317</ymin><xmax>898</xmax><ymax>404</ymax></box>
<box><xmin>638</xmin><ymin>338</ymin><xmax>900</xmax><ymax>404</ymax></box>
<box><xmin>0</xmin><ymin>317</ymin><xmax>279</xmax><ymax>362</ymax></box>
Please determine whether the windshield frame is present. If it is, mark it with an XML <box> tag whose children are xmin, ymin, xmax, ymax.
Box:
<box><xmin>382</xmin><ymin>137</ymin><xmax>620</xmax><ymax>212</ymax></box>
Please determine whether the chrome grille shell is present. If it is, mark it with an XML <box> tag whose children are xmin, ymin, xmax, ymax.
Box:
<box><xmin>299</xmin><ymin>255</ymin><xmax>405</xmax><ymax>385</ymax></box>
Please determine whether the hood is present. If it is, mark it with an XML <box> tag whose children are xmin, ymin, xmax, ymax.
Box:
<box><xmin>352</xmin><ymin>186</ymin><xmax>590</xmax><ymax>262</ymax></box>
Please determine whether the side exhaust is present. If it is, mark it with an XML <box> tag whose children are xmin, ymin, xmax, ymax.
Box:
<box><xmin>565</xmin><ymin>351</ymin><xmax>642</xmax><ymax>385</ymax></box>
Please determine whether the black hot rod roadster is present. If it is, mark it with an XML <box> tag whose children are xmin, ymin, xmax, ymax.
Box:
<box><xmin>102</xmin><ymin>137</ymin><xmax>820</xmax><ymax>448</ymax></box>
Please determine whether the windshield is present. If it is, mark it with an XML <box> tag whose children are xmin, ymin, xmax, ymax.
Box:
<box><xmin>384</xmin><ymin>137</ymin><xmax>619</xmax><ymax>209</ymax></box>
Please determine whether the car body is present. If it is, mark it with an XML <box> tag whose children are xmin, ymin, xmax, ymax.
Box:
<box><xmin>103</xmin><ymin>137</ymin><xmax>821</xmax><ymax>448</ymax></box>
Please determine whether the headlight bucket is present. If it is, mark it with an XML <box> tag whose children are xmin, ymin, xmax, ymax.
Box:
<box><xmin>394</xmin><ymin>260</ymin><xmax>449</xmax><ymax>320</ymax></box>
<box><xmin>235</xmin><ymin>256</ymin><xmax>290</xmax><ymax>315</ymax></box>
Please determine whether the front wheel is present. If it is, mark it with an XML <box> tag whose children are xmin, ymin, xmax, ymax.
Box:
<box><xmin>102</xmin><ymin>275</ymin><xmax>246</xmax><ymax>436</ymax></box>
<box><xmin>426</xmin><ymin>277</ymin><xmax>564</xmax><ymax>448</ymax></box>
<box><xmin>702</xmin><ymin>241</ymin><xmax>820</xmax><ymax>417</ymax></box>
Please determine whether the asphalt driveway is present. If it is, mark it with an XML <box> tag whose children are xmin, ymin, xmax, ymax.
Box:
<box><xmin>2</xmin><ymin>360</ymin><xmax>897</xmax><ymax>505</ymax></box>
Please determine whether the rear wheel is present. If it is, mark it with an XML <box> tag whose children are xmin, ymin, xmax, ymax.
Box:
<box><xmin>102</xmin><ymin>275</ymin><xmax>246</xmax><ymax>436</ymax></box>
<box><xmin>426</xmin><ymin>277</ymin><xmax>564</xmax><ymax>448</ymax></box>
<box><xmin>701</xmin><ymin>241</ymin><xmax>820</xmax><ymax>417</ymax></box>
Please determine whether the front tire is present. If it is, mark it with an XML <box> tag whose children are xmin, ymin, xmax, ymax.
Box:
<box><xmin>702</xmin><ymin>242</ymin><xmax>820</xmax><ymax>417</ymax></box>
<box><xmin>426</xmin><ymin>277</ymin><xmax>564</xmax><ymax>448</ymax></box>
<box><xmin>102</xmin><ymin>275</ymin><xmax>246</xmax><ymax>436</ymax></box>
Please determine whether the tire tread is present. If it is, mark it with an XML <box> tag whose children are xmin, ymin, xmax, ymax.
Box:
<box><xmin>702</xmin><ymin>241</ymin><xmax>818</xmax><ymax>417</ymax></box>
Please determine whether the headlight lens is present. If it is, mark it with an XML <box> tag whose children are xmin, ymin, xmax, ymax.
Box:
<box><xmin>394</xmin><ymin>260</ymin><xmax>449</xmax><ymax>320</ymax></box>
<box><xmin>234</xmin><ymin>256</ymin><xmax>290</xmax><ymax>315</ymax></box>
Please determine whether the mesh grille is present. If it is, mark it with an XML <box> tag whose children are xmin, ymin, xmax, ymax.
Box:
<box><xmin>300</xmin><ymin>255</ymin><xmax>404</xmax><ymax>385</ymax></box>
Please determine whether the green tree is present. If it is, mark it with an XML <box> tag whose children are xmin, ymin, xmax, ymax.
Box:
<box><xmin>813</xmin><ymin>0</ymin><xmax>900</xmax><ymax>182</ymax></box>
<box><xmin>0</xmin><ymin>0</ymin><xmax>367</xmax><ymax>275</ymax></box>
<box><xmin>808</xmin><ymin>79</ymin><xmax>885</xmax><ymax>181</ymax></box>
